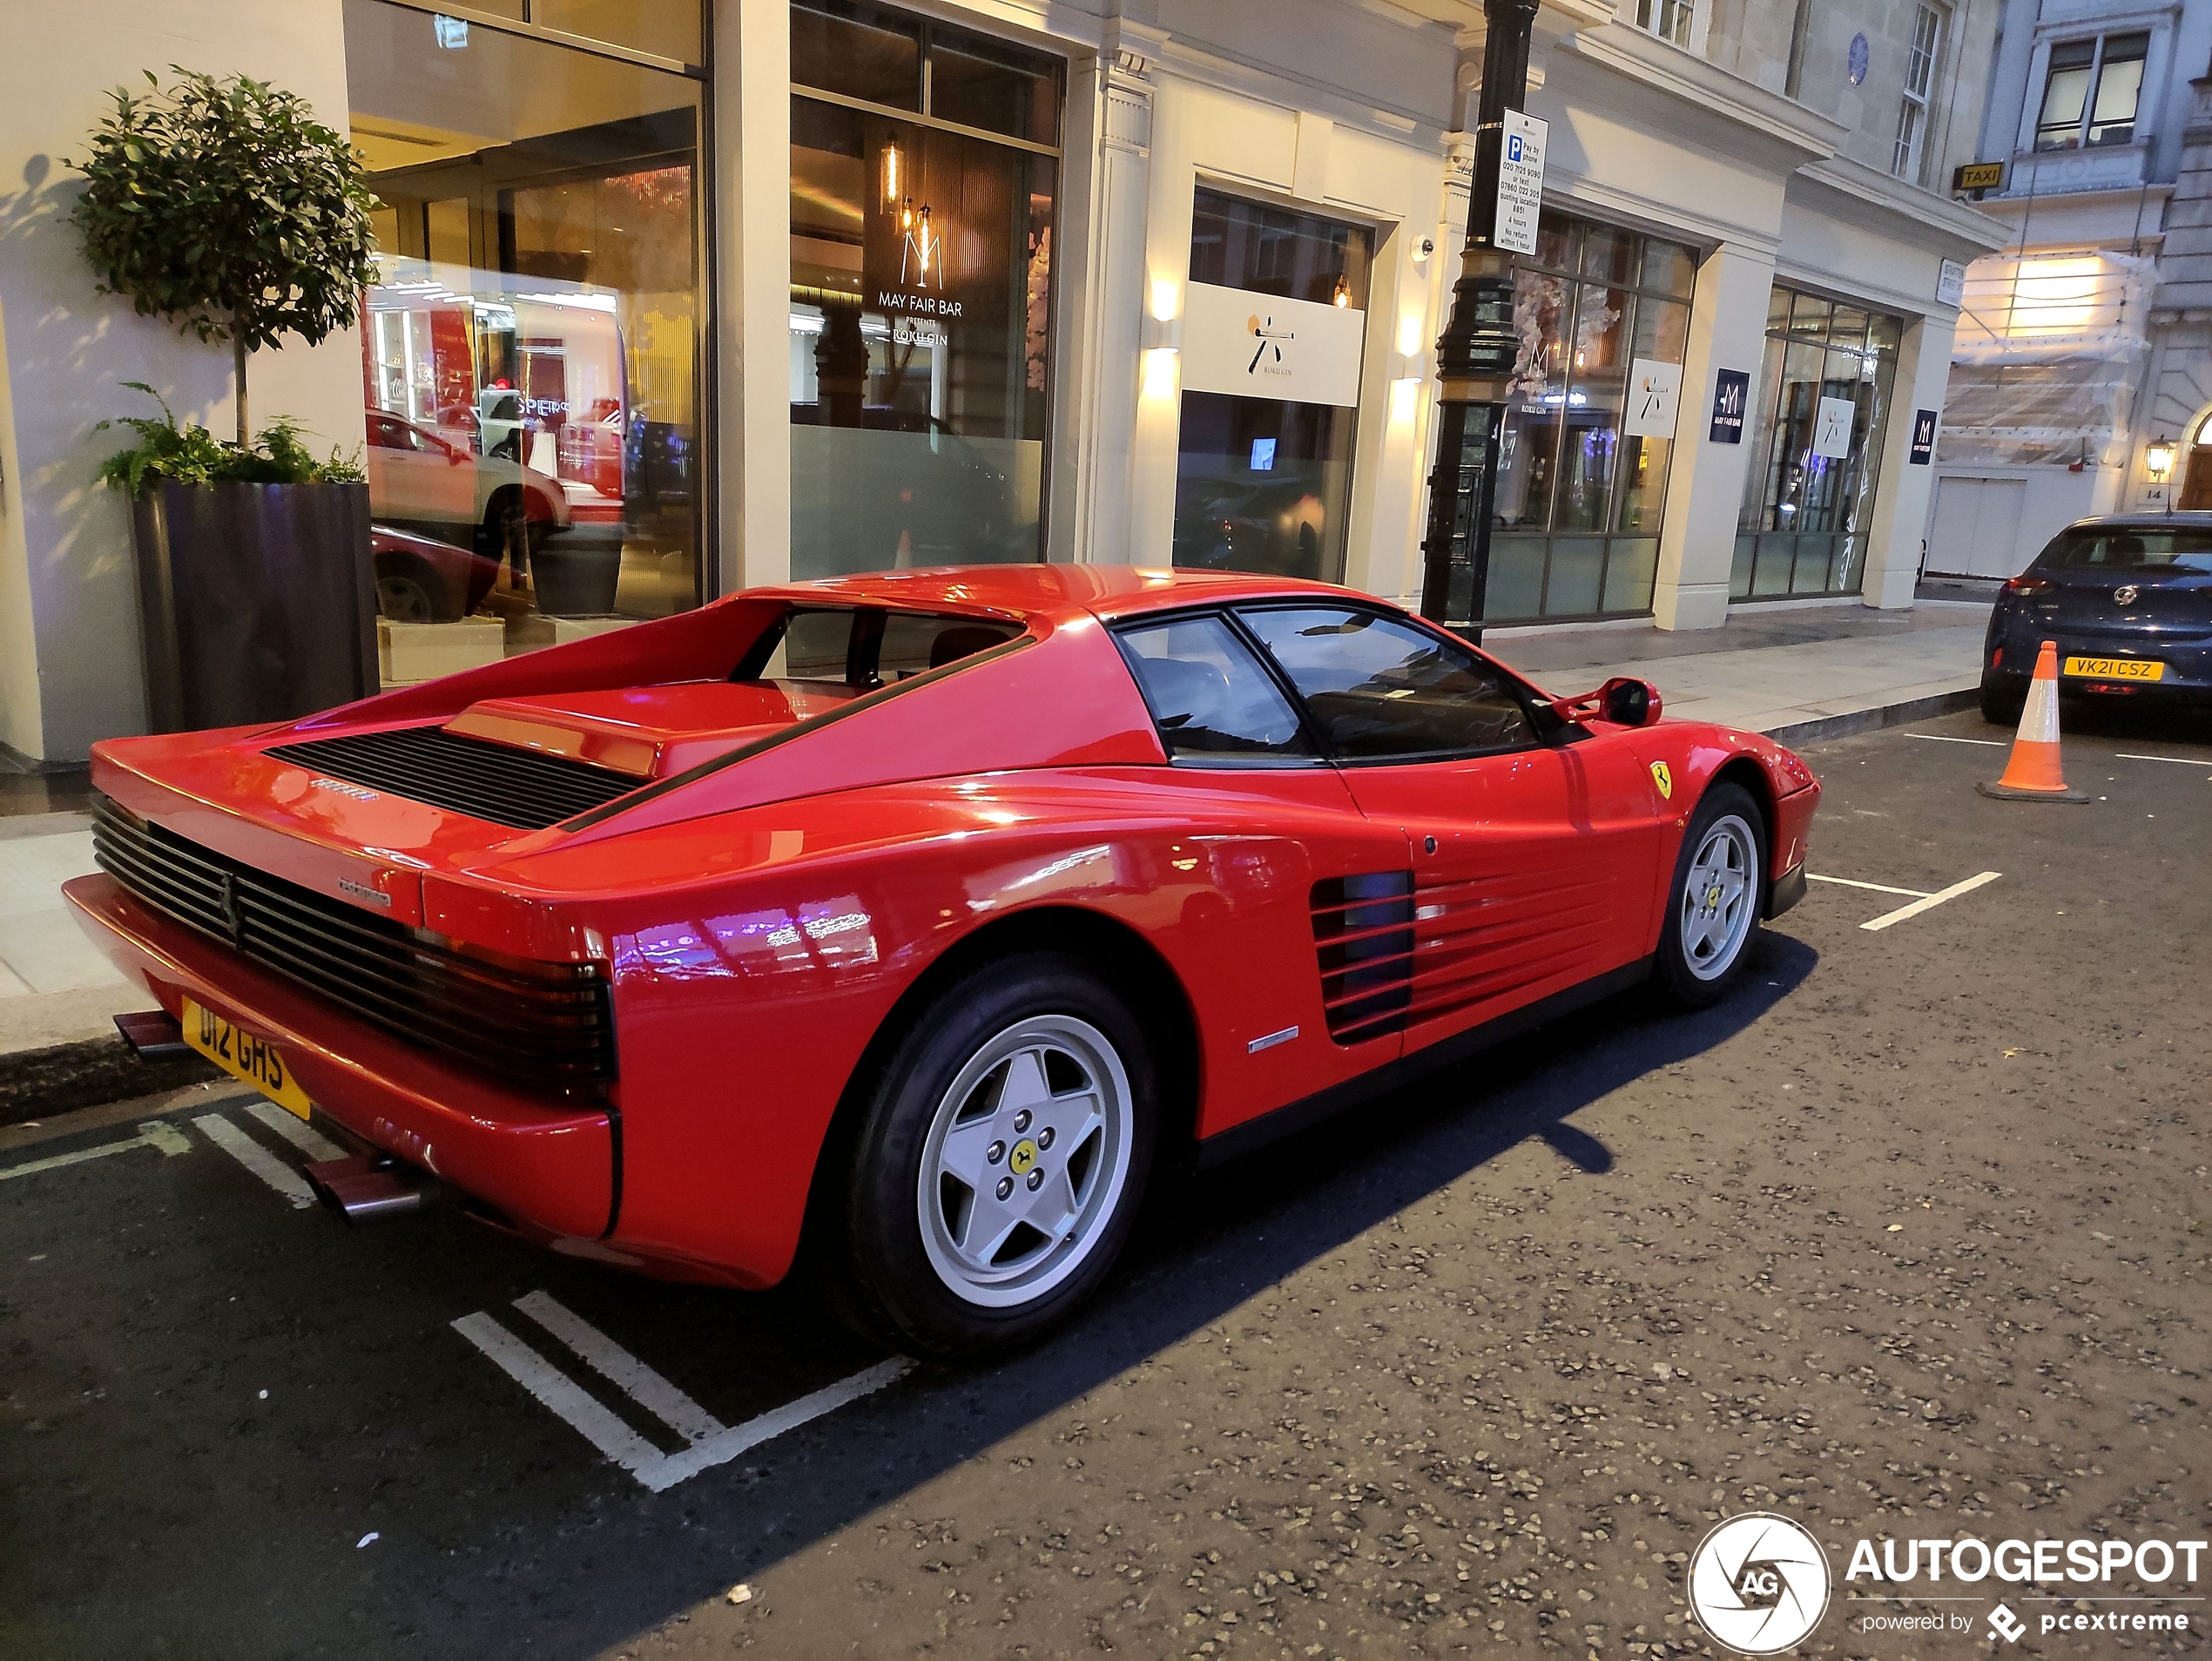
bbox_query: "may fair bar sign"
[1494,111,1547,257]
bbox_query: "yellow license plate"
[181,997,314,1120]
[2064,656,2164,681]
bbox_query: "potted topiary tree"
[71,68,381,732]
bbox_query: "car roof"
[748,564,1383,625]
[2061,513,2212,530]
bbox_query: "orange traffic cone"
[1977,640,2090,802]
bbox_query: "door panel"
[1338,733,1663,1057]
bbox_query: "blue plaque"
[1848,33,1869,85]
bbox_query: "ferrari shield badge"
[1649,760,1674,800]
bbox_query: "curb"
[0,1033,216,1129]
[1762,687,1981,747]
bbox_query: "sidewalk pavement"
[0,595,1994,1064]
[1488,596,1993,743]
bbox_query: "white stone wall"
[0,1,364,765]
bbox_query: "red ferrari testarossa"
[70,565,1818,1357]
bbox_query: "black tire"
[822,953,1157,1361]
[1979,675,2024,726]
[376,571,438,624]
[1653,782,1767,1009]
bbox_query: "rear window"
[734,606,1024,688]
[2036,527,2212,574]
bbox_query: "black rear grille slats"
[264,726,643,831]
[91,797,615,1088]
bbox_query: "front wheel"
[824,954,1157,1361]
[1654,783,1766,1009]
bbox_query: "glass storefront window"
[347,0,705,680]
[1732,287,1902,600]
[1171,191,1372,582]
[788,0,1062,578]
[1488,209,1696,623]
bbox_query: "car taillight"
[2000,576,2054,596]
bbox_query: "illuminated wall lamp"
[2145,437,2176,481]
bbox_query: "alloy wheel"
[915,1014,1134,1309]
[1680,814,1757,982]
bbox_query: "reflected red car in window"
[67,567,1817,1359]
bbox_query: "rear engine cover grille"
[92,797,615,1088]
[1311,872,1414,1044]
[265,726,641,831]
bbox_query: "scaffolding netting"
[1939,251,2155,467]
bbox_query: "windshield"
[2034,527,2212,575]
[732,606,1025,690]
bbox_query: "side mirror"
[1602,677,1662,727]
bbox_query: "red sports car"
[69,567,1818,1359]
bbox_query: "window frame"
[1109,608,1331,771]
[1892,3,1944,181]
[2035,33,2149,152]
[1631,0,1696,51]
[729,603,1028,689]
[1109,601,1562,772]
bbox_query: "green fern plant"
[94,382,363,494]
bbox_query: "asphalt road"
[3,704,2208,1659]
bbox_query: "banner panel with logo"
[1180,281,1367,409]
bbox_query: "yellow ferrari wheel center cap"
[1009,1138,1039,1175]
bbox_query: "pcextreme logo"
[1689,1514,1831,1654]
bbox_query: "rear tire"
[1979,675,2025,726]
[824,953,1157,1361]
[1654,783,1766,1009]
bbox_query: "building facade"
[1,0,2002,766]
[1931,0,2212,577]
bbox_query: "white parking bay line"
[241,1100,346,1163]
[2114,753,2212,769]
[1807,874,1932,899]
[1860,871,2002,933]
[452,1312,671,1484]
[0,1119,191,1183]
[456,1291,914,1493]
[514,1290,727,1444]
[645,1358,912,1493]
[1908,733,2006,747]
[192,1113,316,1208]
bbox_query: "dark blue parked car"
[1981,515,2212,722]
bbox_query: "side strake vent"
[1311,872,1415,1045]
[265,726,643,831]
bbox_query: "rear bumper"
[64,874,614,1240]
[1986,616,2212,699]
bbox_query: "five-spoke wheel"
[917,1015,1134,1308]
[1655,780,1767,1007]
[820,953,1157,1361]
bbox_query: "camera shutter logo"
[1688,1514,1831,1654]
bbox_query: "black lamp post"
[1419,0,1541,643]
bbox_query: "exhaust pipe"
[304,1155,424,1220]
[114,1009,192,1059]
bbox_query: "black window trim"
[729,601,1026,690]
[1109,606,1332,771]
[1109,599,1567,772]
